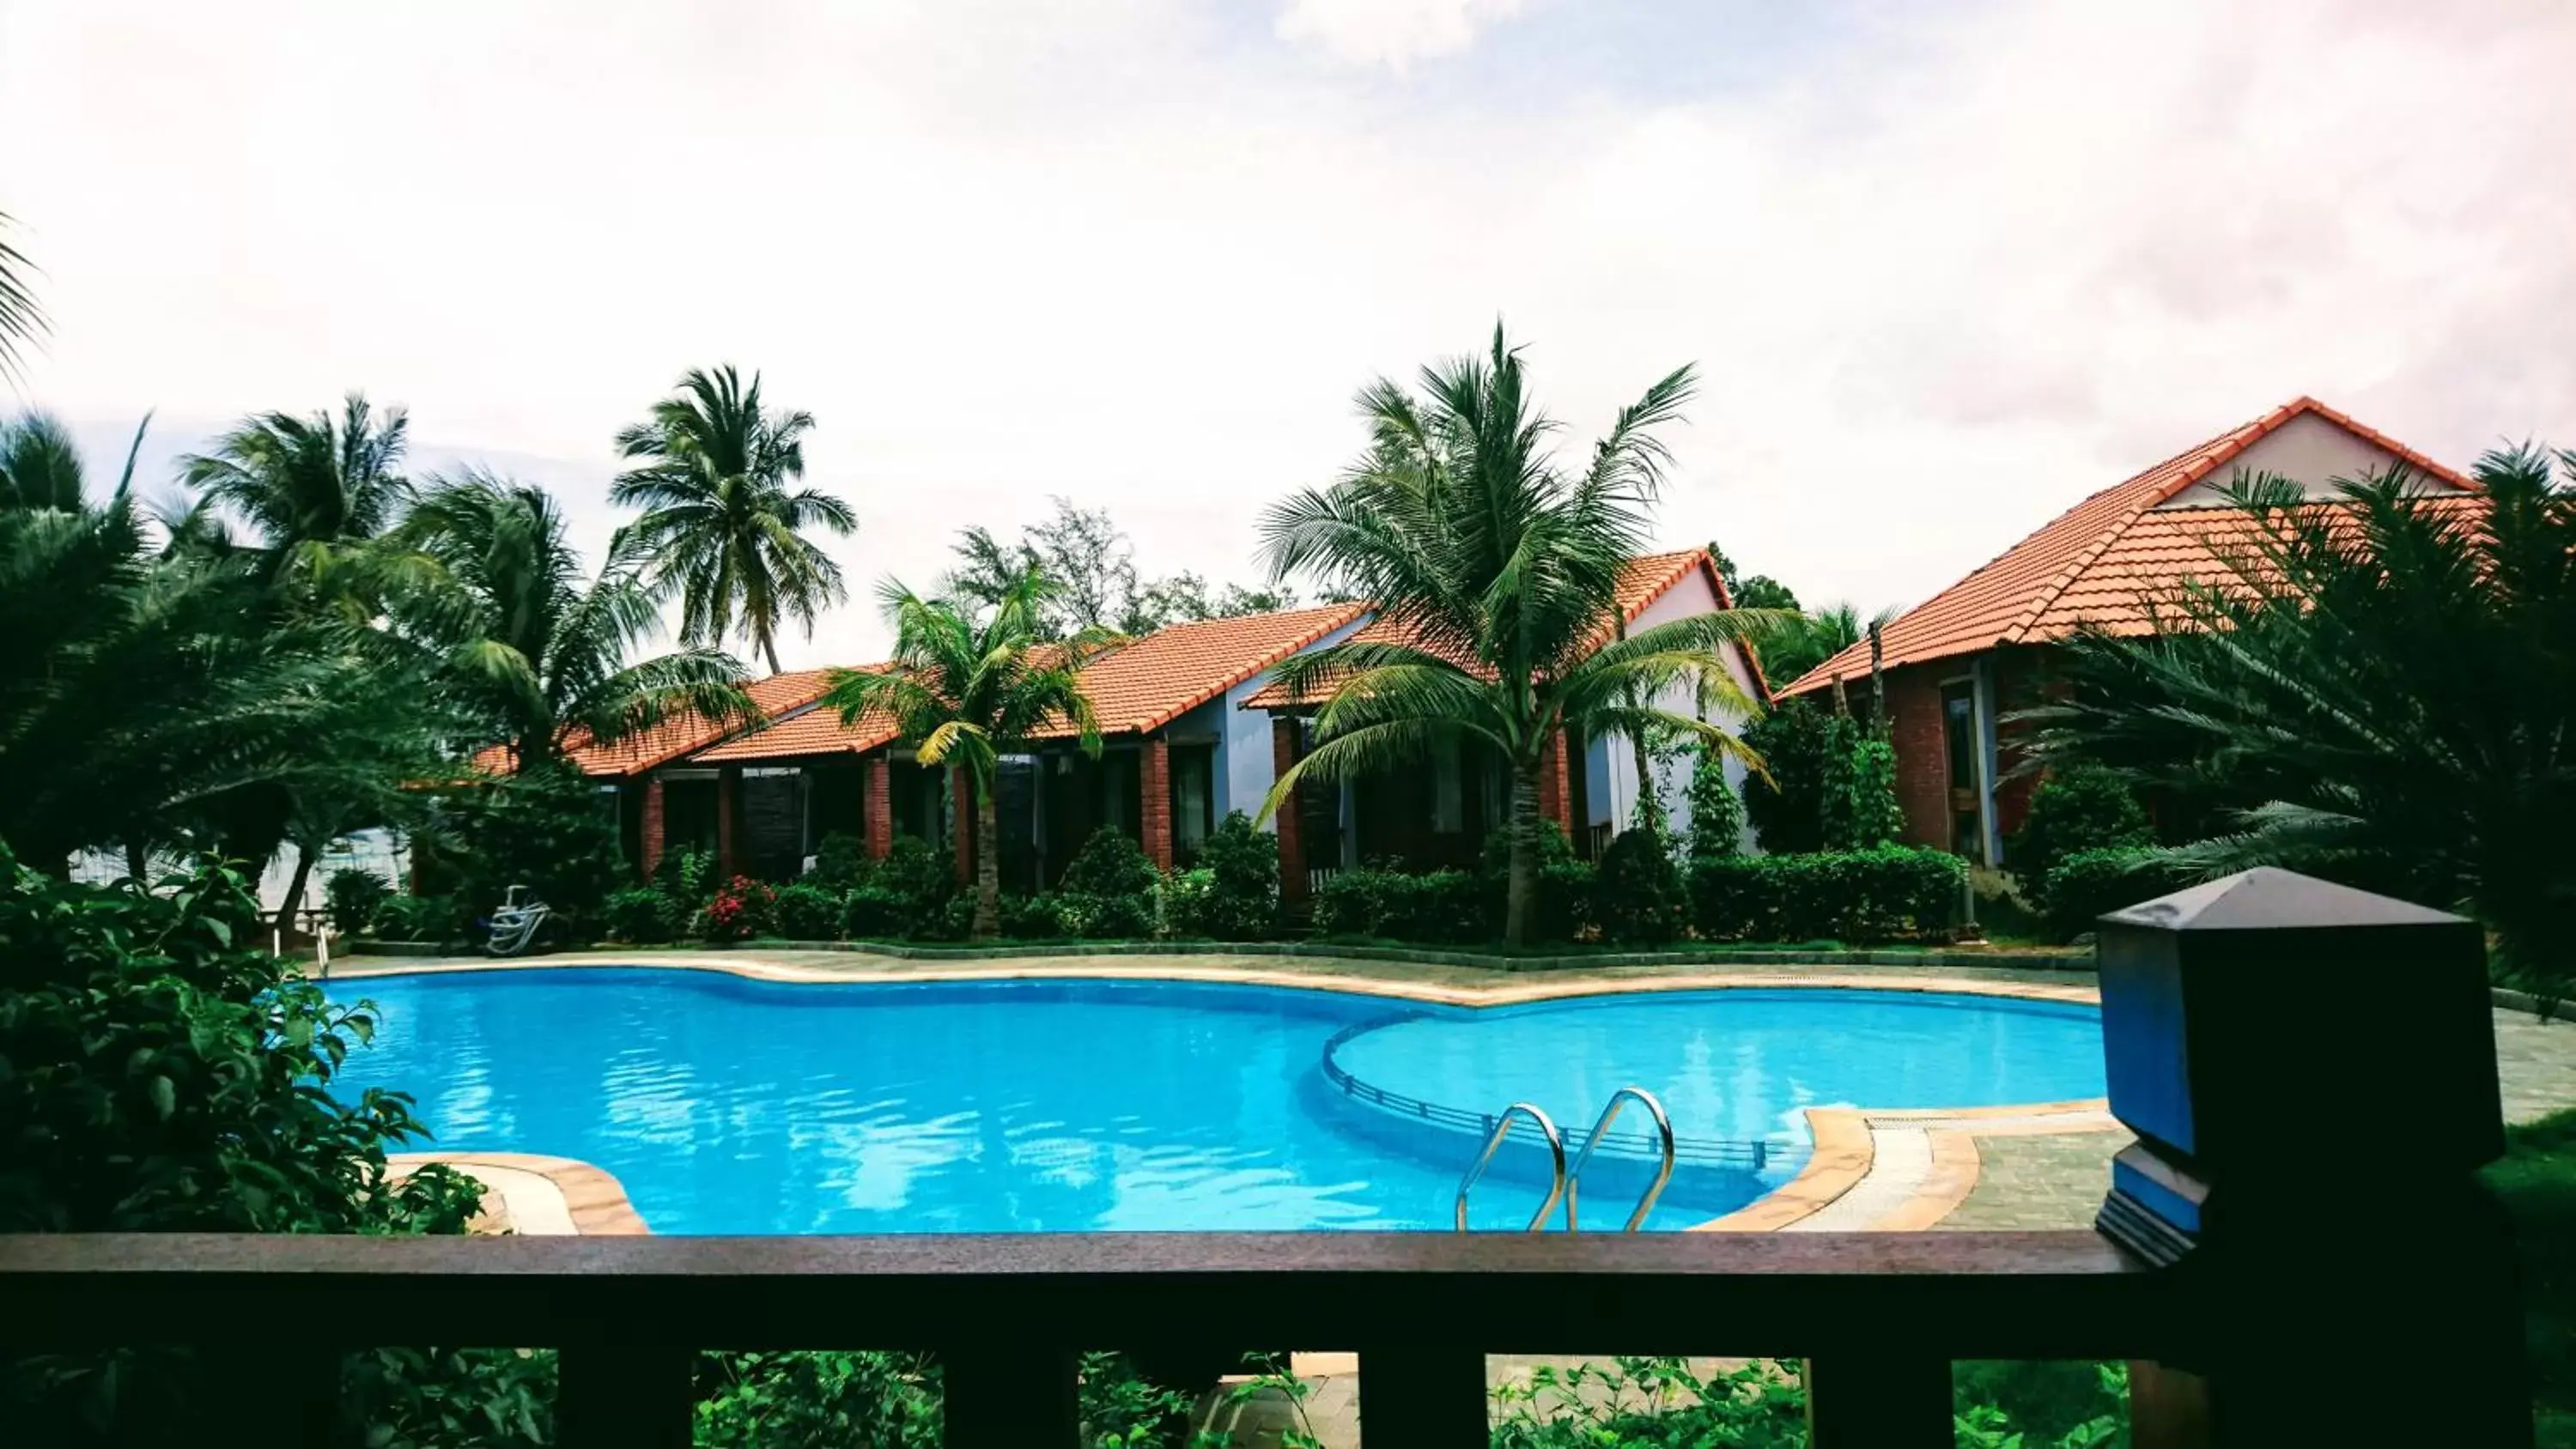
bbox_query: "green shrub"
[769,882,843,941]
[653,845,717,908]
[2038,846,2183,941]
[696,1350,939,1449]
[1063,888,1154,940]
[1684,749,1746,863]
[843,885,911,939]
[1310,866,1393,937]
[2009,764,2153,891]
[422,765,624,946]
[1594,824,1687,945]
[325,865,396,933]
[1691,846,1965,943]
[698,876,775,943]
[922,894,976,942]
[1311,866,1485,944]
[1190,811,1280,939]
[1741,696,1833,853]
[874,836,957,914]
[1157,869,1219,938]
[998,892,1072,939]
[369,893,461,943]
[1060,826,1157,899]
[1477,822,1594,943]
[0,846,525,1445]
[601,886,679,944]
[806,831,873,892]
[1821,715,1904,851]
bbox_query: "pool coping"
[386,1151,650,1235]
[335,951,2111,1235]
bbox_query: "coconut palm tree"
[396,470,756,772]
[0,412,114,512]
[820,568,1112,938]
[0,210,44,387]
[612,365,855,674]
[176,393,414,603]
[1747,600,1899,688]
[1258,325,1779,944]
[2023,448,2576,994]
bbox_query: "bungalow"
[1777,397,2476,866]
[1244,548,1769,900]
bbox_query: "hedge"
[1689,846,1965,943]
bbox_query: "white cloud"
[1273,0,1525,70]
[3,0,2571,670]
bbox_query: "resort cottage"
[1777,397,2476,866]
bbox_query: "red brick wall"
[1140,737,1174,870]
[1883,664,1950,852]
[1537,729,1571,831]
[1271,718,1305,905]
[639,776,666,882]
[864,755,892,859]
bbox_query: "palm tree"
[820,568,1111,938]
[0,412,122,512]
[0,210,45,387]
[395,470,756,773]
[2023,449,2576,993]
[1750,600,1898,688]
[1258,325,1778,943]
[177,393,413,602]
[612,365,855,674]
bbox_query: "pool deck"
[328,947,2576,1239]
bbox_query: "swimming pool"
[330,969,2105,1234]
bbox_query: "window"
[1173,746,1212,855]
[1941,681,1982,858]
[1431,735,1463,834]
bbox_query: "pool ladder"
[1451,1087,1677,1233]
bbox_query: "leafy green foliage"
[1479,821,1595,943]
[1741,698,1833,853]
[699,876,775,943]
[2023,449,2576,994]
[1594,824,1687,945]
[0,210,44,385]
[2036,848,2184,942]
[611,365,854,674]
[999,891,1074,939]
[807,830,872,891]
[1185,812,1279,939]
[1258,325,1771,944]
[1820,714,1904,851]
[693,1350,941,1449]
[653,844,718,907]
[1060,826,1161,938]
[1952,1361,2129,1447]
[843,884,914,939]
[368,893,459,943]
[416,765,624,945]
[2488,1108,2576,1434]
[1489,1357,1809,1448]
[1310,866,1487,943]
[769,882,844,941]
[325,865,396,932]
[1684,749,1745,863]
[602,885,681,944]
[1691,847,1964,943]
[2007,765,2151,891]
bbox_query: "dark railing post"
[557,1343,693,1449]
[1805,1354,1952,1446]
[2091,867,2530,1447]
[941,1343,1078,1449]
[1361,1342,1488,1447]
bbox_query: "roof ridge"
[1128,600,1371,733]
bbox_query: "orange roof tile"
[690,668,900,762]
[1779,397,2476,694]
[470,668,838,778]
[1030,603,1370,738]
[1240,549,1751,708]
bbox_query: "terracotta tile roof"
[1240,549,1747,709]
[690,667,899,763]
[467,668,837,778]
[1029,603,1370,738]
[1780,397,2476,694]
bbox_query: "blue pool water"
[331,970,2105,1234]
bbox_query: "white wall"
[1219,612,1370,831]
[1592,566,1764,852]
[2154,412,2468,509]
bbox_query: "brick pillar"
[1272,716,1306,906]
[639,776,667,882]
[864,755,893,859]
[714,767,739,879]
[1883,665,1949,851]
[1537,729,1571,830]
[1139,736,1173,870]
[951,765,974,884]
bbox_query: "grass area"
[2492,1107,2576,1446]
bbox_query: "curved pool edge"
[343,951,2114,1235]
[387,1151,650,1235]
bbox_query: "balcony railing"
[0,869,2539,1447]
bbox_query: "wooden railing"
[0,870,2539,1446]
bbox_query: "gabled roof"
[1240,549,1753,709]
[468,668,838,779]
[690,666,898,763]
[1029,603,1370,739]
[1780,397,2475,694]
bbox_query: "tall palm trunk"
[972,782,1001,939]
[1503,760,1542,946]
[762,636,784,676]
[275,840,318,945]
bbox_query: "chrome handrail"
[1564,1087,1676,1233]
[1452,1102,1566,1233]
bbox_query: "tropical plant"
[1708,542,1801,613]
[612,365,854,674]
[1258,326,1777,943]
[821,569,1109,937]
[1684,747,1746,862]
[410,765,625,941]
[1594,810,1688,945]
[1741,696,1833,853]
[325,865,396,933]
[176,392,416,603]
[1821,713,1905,851]
[699,875,776,943]
[0,411,92,511]
[602,885,681,944]
[1183,810,1280,939]
[1058,826,1158,938]
[0,209,45,386]
[770,881,842,940]
[2021,450,2576,992]
[395,470,755,770]
[1750,600,1899,688]
[2006,763,2152,891]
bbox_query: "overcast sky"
[5,0,2571,667]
